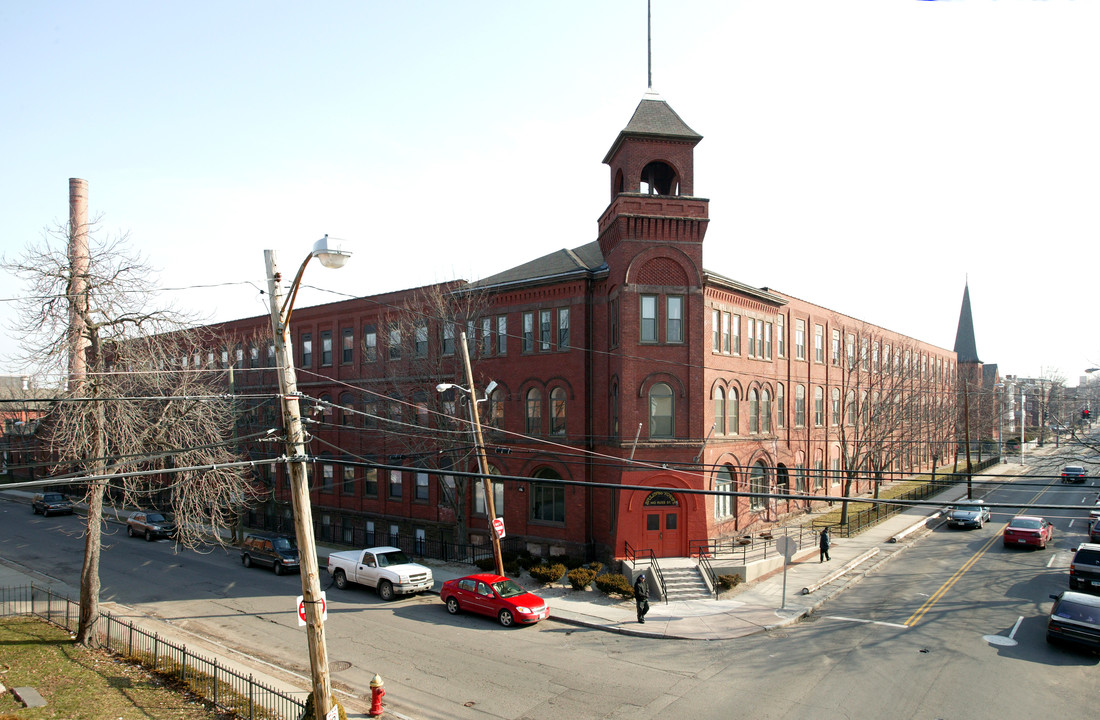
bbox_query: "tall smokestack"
[68,178,90,392]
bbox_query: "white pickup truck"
[326,546,434,601]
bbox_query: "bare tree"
[3,223,259,645]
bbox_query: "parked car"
[946,500,991,529]
[1046,591,1100,652]
[327,546,433,600]
[1061,466,1087,484]
[1090,520,1100,544]
[1003,515,1053,549]
[31,492,74,517]
[1069,543,1100,594]
[440,573,549,627]
[126,511,177,541]
[241,534,299,575]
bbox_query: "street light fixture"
[436,334,504,577]
[264,237,350,720]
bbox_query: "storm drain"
[330,661,353,672]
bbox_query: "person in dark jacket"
[819,527,831,562]
[634,572,650,623]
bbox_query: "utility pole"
[459,331,504,576]
[265,250,332,720]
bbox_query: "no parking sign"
[297,592,328,626]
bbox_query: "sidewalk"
[0,453,1044,716]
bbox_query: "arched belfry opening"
[640,160,679,196]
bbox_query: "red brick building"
[211,91,957,561]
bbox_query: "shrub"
[566,567,596,590]
[717,574,742,590]
[587,561,604,574]
[595,572,634,599]
[516,553,539,570]
[528,562,567,584]
[552,554,587,570]
[474,557,496,572]
[503,560,522,577]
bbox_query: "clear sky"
[2,1,1097,385]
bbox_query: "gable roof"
[469,241,607,290]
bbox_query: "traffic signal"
[1085,409,1092,419]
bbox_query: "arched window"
[649,383,674,438]
[761,389,772,433]
[319,394,333,424]
[531,467,565,523]
[550,387,567,436]
[713,387,726,435]
[339,392,355,426]
[610,380,619,437]
[526,388,542,435]
[488,387,504,428]
[776,383,785,428]
[795,385,806,427]
[715,465,735,518]
[640,160,679,196]
[831,388,841,426]
[846,390,856,425]
[750,462,768,511]
[749,389,759,434]
[728,387,740,435]
[814,387,824,427]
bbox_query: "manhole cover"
[330,661,352,672]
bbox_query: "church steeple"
[954,282,981,364]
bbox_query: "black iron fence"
[0,584,306,720]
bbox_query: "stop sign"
[296,592,328,626]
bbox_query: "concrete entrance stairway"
[657,559,713,601]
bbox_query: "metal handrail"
[623,540,667,604]
[695,551,718,599]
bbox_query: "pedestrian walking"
[819,526,831,562]
[633,572,650,623]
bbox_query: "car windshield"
[954,502,980,511]
[492,579,527,599]
[1065,466,1084,473]
[1054,599,1100,625]
[146,513,167,523]
[1010,518,1040,530]
[377,550,410,566]
[44,493,65,502]
[272,537,295,551]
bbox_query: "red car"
[441,574,549,627]
[1003,515,1054,549]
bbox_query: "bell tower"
[596,90,709,274]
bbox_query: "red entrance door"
[643,507,681,557]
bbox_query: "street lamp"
[436,331,504,577]
[264,236,351,720]
[994,382,1005,463]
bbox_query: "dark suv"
[1069,543,1100,594]
[31,492,74,517]
[241,534,299,575]
[126,511,177,541]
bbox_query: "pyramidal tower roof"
[954,282,981,364]
[602,89,702,164]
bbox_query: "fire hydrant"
[369,673,385,717]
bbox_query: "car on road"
[241,534,299,575]
[1090,520,1100,544]
[1046,591,1100,652]
[440,573,549,627]
[327,546,433,600]
[1003,515,1053,549]
[31,492,74,517]
[946,500,991,529]
[1061,466,1087,483]
[126,511,177,541]
[1069,543,1100,594]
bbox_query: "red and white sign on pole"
[492,517,506,539]
[297,592,327,627]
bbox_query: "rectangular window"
[712,309,721,352]
[363,324,377,362]
[756,320,764,358]
[732,314,741,355]
[640,295,658,343]
[722,312,732,354]
[666,296,683,343]
[776,385,785,428]
[481,317,492,355]
[416,471,429,501]
[815,324,825,363]
[522,312,534,352]
[497,315,507,355]
[558,307,570,350]
[301,334,312,368]
[388,326,401,360]
[831,329,841,365]
[862,338,870,371]
[531,484,565,523]
[765,322,773,360]
[847,333,856,367]
[442,324,455,356]
[363,467,378,496]
[321,462,333,492]
[266,341,275,367]
[777,314,785,357]
[341,328,354,364]
[249,344,259,368]
[795,320,806,360]
[389,470,402,499]
[342,465,355,495]
[474,480,505,516]
[540,309,552,351]
[747,320,756,358]
[320,331,333,366]
[415,321,428,358]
